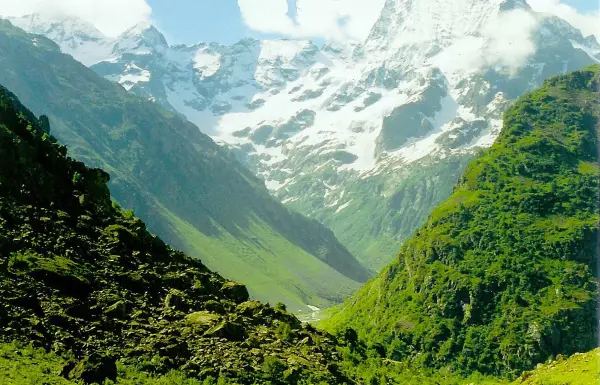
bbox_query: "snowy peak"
[118,22,168,47]
[499,0,531,11]
[113,23,168,55]
[583,35,600,49]
[367,0,507,42]
[8,13,114,66]
[186,38,322,88]
[254,40,324,86]
[7,14,171,64]
[363,0,537,63]
[9,12,105,40]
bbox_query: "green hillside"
[0,84,352,384]
[323,66,600,378]
[511,349,599,385]
[0,19,370,312]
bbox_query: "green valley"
[0,19,370,313]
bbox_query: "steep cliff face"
[11,1,599,269]
[322,66,600,377]
[0,20,370,313]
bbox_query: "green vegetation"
[336,342,599,385]
[323,66,600,378]
[335,340,508,385]
[309,156,475,271]
[0,19,369,313]
[157,205,364,310]
[511,349,599,385]
[0,22,598,385]
[0,341,233,384]
[0,85,352,384]
[4,339,597,385]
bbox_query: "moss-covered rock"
[66,354,117,384]
[221,281,250,303]
[0,85,353,385]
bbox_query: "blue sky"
[147,0,247,45]
[563,0,599,12]
[147,0,303,44]
[147,0,314,45]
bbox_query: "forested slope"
[323,66,600,378]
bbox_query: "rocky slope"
[0,84,353,384]
[322,66,600,377]
[10,1,600,269]
[0,19,370,313]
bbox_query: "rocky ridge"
[322,66,600,377]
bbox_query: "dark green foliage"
[335,341,504,385]
[262,357,286,381]
[274,302,288,313]
[324,66,600,378]
[65,353,118,384]
[0,85,352,384]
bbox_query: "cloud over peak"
[0,0,152,37]
[528,0,599,38]
[238,0,599,44]
[237,0,386,42]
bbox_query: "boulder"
[185,311,220,328]
[67,354,117,384]
[221,281,249,303]
[204,320,246,341]
[236,300,263,317]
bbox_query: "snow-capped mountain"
[8,13,115,66]
[9,0,599,268]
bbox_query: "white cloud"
[528,0,600,37]
[0,0,152,36]
[237,0,386,42]
[434,9,540,75]
[482,9,540,70]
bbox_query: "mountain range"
[0,19,370,314]
[0,60,596,384]
[10,0,600,270]
[0,4,598,382]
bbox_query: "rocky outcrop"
[0,85,353,384]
